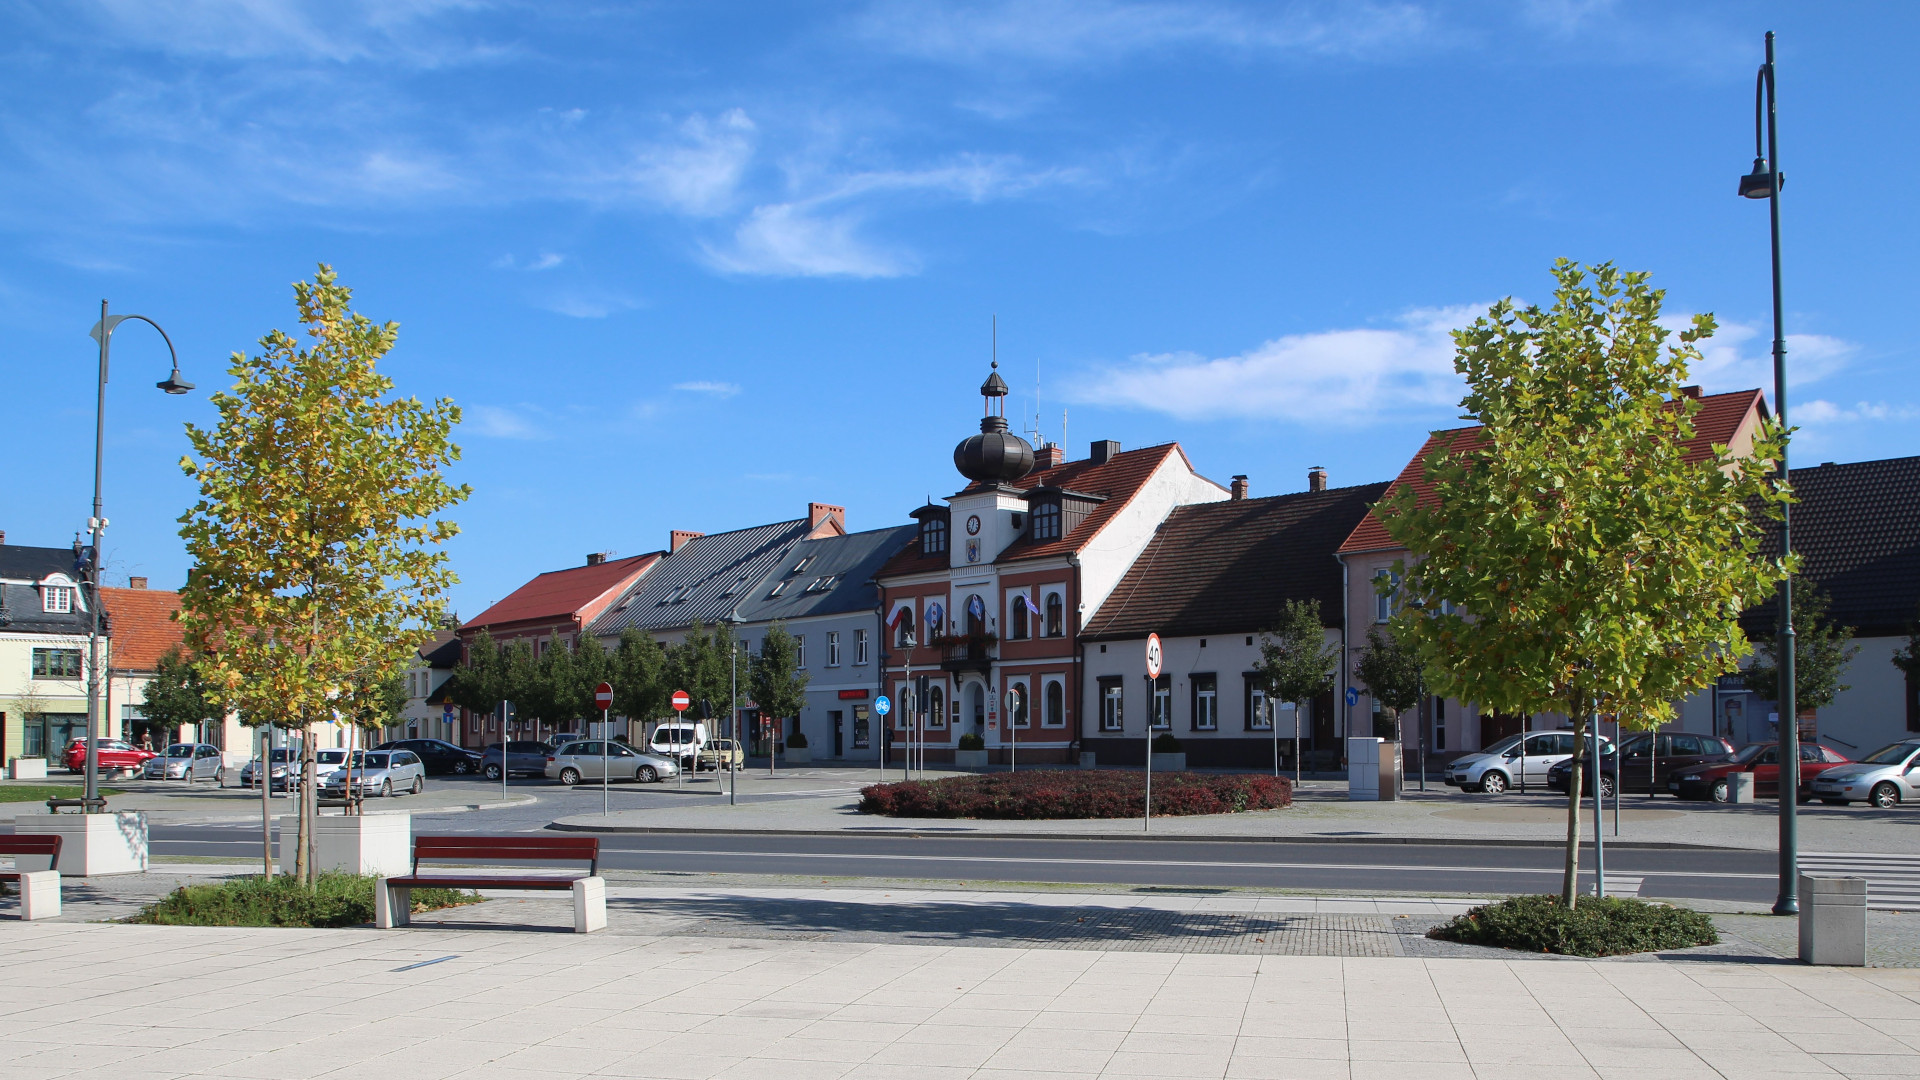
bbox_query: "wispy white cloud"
[1686,318,1858,392]
[467,404,548,440]
[80,0,504,66]
[673,381,742,397]
[493,252,565,271]
[622,109,757,216]
[1067,304,1479,424]
[1797,400,1920,425]
[536,290,639,319]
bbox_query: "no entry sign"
[671,689,692,713]
[594,682,614,710]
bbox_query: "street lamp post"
[1738,31,1798,916]
[83,301,193,813]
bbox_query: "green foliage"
[1256,599,1339,708]
[140,646,221,738]
[786,730,809,748]
[442,631,507,723]
[1427,894,1718,957]
[1152,732,1184,753]
[665,621,736,720]
[338,671,406,733]
[1745,582,1858,713]
[860,771,1290,819]
[1354,625,1426,738]
[748,621,809,724]
[956,732,986,751]
[1376,261,1791,906]
[129,872,477,927]
[0,785,122,804]
[613,629,669,722]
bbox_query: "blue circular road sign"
[875,695,891,716]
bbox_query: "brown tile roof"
[1083,482,1390,641]
[1743,456,1920,639]
[101,586,184,671]
[463,553,661,632]
[878,444,1200,579]
[1337,389,1767,555]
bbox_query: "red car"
[63,738,156,775]
[1667,741,1851,802]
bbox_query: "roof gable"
[101,587,185,670]
[1744,456,1920,638]
[463,552,661,632]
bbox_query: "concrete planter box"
[279,813,412,877]
[1150,753,1186,772]
[952,749,989,768]
[16,812,148,876]
[8,758,47,780]
[783,746,812,764]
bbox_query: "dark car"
[1667,741,1851,802]
[478,740,551,780]
[375,738,482,776]
[1547,732,1736,798]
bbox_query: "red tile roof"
[1337,389,1767,555]
[101,586,184,671]
[877,444,1197,579]
[462,553,661,632]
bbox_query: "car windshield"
[164,744,193,757]
[317,750,347,764]
[267,749,296,762]
[1859,742,1920,766]
[1482,735,1523,756]
[1731,743,1769,765]
[348,752,391,769]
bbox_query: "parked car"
[318,749,426,799]
[1809,740,1920,807]
[1547,732,1737,798]
[1668,741,1852,802]
[699,738,744,772]
[63,738,156,775]
[650,721,707,770]
[375,738,482,776]
[543,733,584,750]
[142,743,226,784]
[545,740,679,785]
[479,740,551,780]
[1444,730,1614,795]
[240,748,299,791]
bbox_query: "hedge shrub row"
[130,872,478,928]
[1427,894,1719,957]
[859,769,1290,819]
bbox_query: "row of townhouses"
[7,371,1917,771]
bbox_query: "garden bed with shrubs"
[1427,894,1719,957]
[129,872,479,928]
[859,769,1290,819]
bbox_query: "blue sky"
[4,1,1916,619]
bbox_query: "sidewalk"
[0,778,536,824]
[7,913,1920,1080]
[552,773,1920,853]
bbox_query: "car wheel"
[1821,798,1849,806]
[381,780,393,798]
[411,776,424,796]
[1479,771,1508,795]
[453,759,472,775]
[1872,782,1901,809]
[559,768,581,786]
[1710,779,1731,803]
[638,766,658,783]
[483,764,502,781]
[1598,773,1615,800]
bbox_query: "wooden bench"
[0,835,62,920]
[45,797,106,814]
[374,835,604,933]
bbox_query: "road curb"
[542,819,1750,851]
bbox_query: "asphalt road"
[143,819,1782,904]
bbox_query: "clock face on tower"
[965,515,982,535]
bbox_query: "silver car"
[318,749,426,799]
[1444,730,1612,795]
[545,740,679,785]
[143,743,226,784]
[1809,740,1920,808]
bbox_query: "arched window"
[1044,592,1064,637]
[968,682,985,730]
[1045,680,1065,728]
[894,605,916,648]
[965,594,986,636]
[1008,682,1029,728]
[928,685,946,729]
[1009,594,1029,640]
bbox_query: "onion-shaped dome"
[954,415,1035,483]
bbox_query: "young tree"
[613,629,669,734]
[1352,625,1427,781]
[1745,581,1858,720]
[666,621,735,727]
[176,265,468,886]
[749,621,810,744]
[1255,599,1339,779]
[1378,261,1790,908]
[443,631,507,740]
[8,683,50,752]
[136,647,220,746]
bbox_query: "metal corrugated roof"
[736,525,917,624]
[588,519,811,635]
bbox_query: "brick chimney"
[585,553,606,567]
[670,530,704,553]
[1230,475,1249,500]
[1308,466,1328,492]
[1035,443,1064,470]
[0,530,7,545]
[807,502,846,537]
[128,576,148,589]
[1680,385,1703,400]
[1089,440,1121,464]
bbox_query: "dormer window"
[42,586,73,614]
[1031,501,1061,541]
[921,514,947,554]
[791,555,815,574]
[768,580,790,598]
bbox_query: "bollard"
[1799,874,1866,966]
[1728,772,1755,804]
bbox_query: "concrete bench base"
[16,871,60,920]
[374,875,606,933]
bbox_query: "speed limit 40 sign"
[1145,633,1163,679]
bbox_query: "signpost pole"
[601,707,610,816]
[1144,633,1162,834]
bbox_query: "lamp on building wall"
[81,303,193,813]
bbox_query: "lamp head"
[156,369,195,395]
[1739,157,1779,199]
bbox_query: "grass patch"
[859,770,1290,819]
[0,784,123,804]
[128,872,479,928]
[1428,894,1719,957]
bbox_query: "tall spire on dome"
[954,316,1034,484]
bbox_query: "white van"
[650,722,707,768]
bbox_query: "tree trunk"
[1561,708,1586,909]
[260,726,272,878]
[296,727,316,887]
